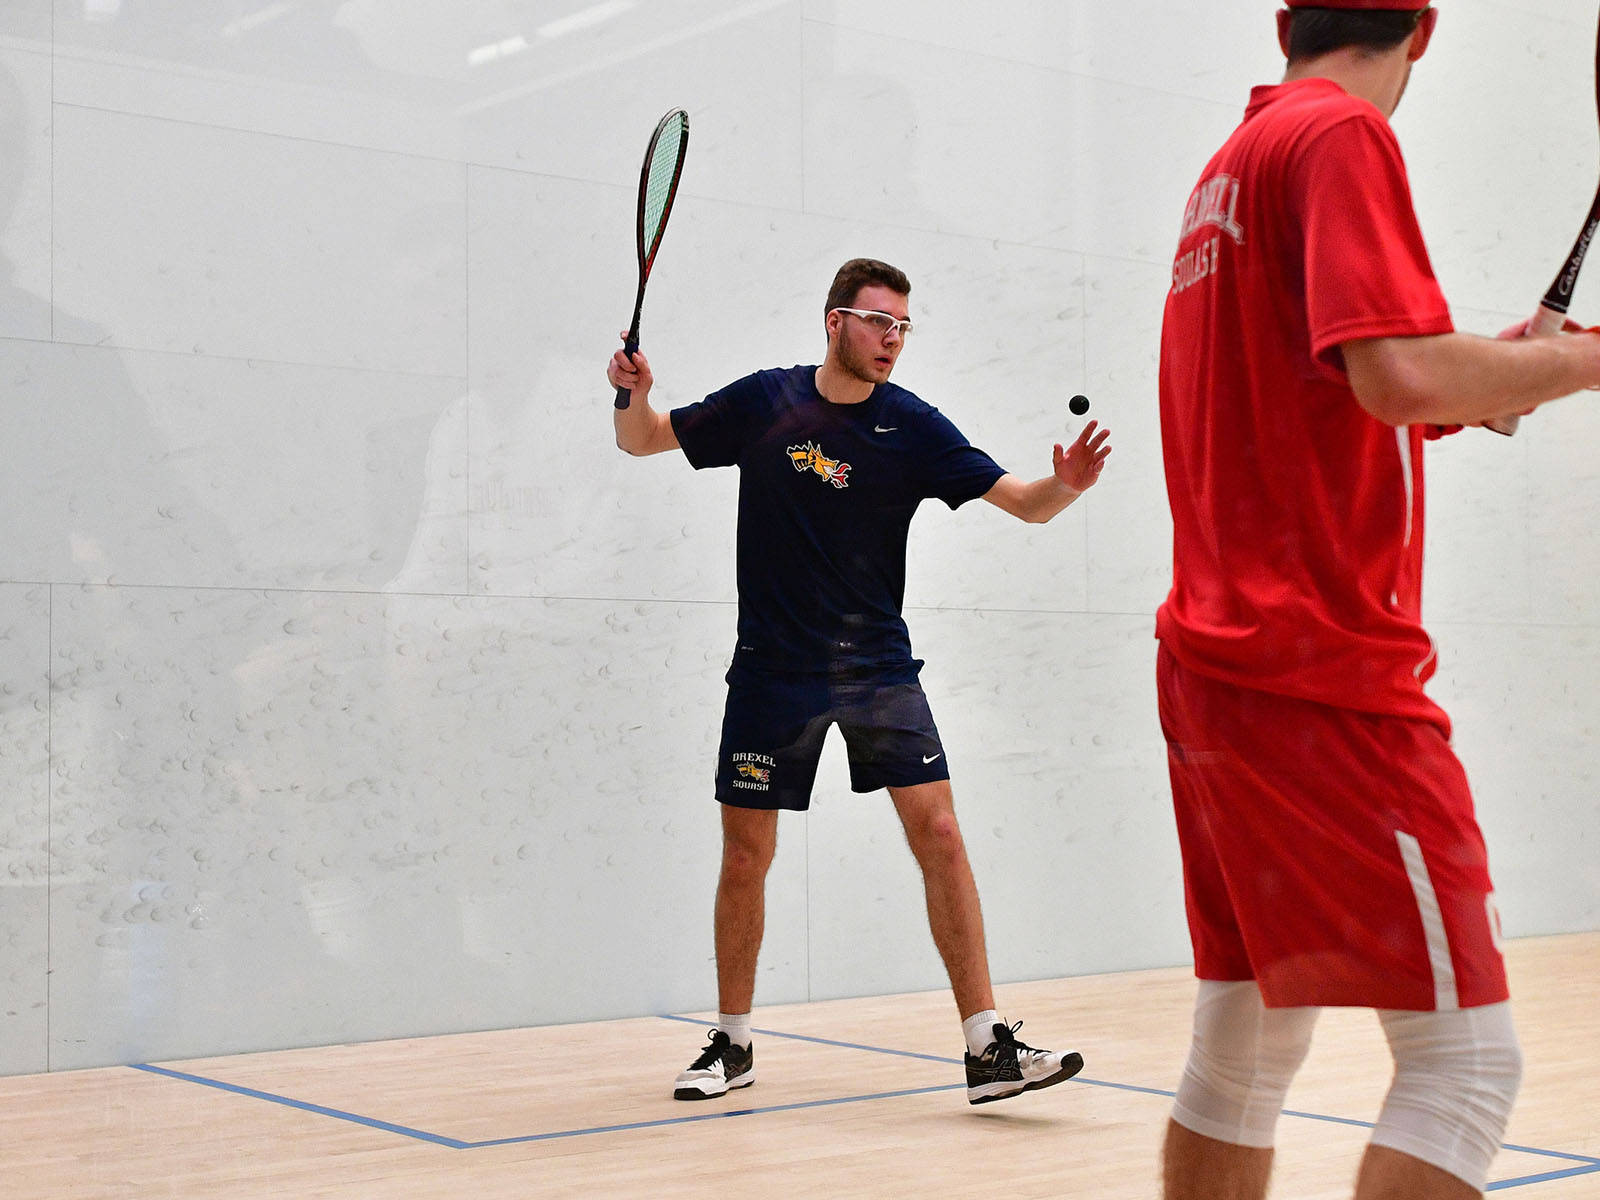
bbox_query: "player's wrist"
[1054,475,1084,498]
[1572,327,1600,390]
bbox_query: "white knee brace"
[1373,1002,1523,1191]
[1172,980,1319,1148]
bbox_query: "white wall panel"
[1082,254,1170,618]
[465,165,740,607]
[46,585,790,1068]
[803,1,1278,105]
[1524,384,1600,625]
[1405,0,1596,316]
[1432,620,1600,936]
[1480,0,1598,22]
[0,585,49,1075]
[0,340,465,592]
[52,1,805,211]
[802,21,1237,261]
[0,48,52,341]
[897,241,1092,615]
[0,0,48,45]
[52,105,467,374]
[1422,303,1600,632]
[52,0,468,163]
[458,1,805,211]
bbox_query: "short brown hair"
[1286,8,1428,62]
[825,258,910,316]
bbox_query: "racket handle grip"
[1487,304,1572,435]
[1483,413,1521,436]
[1528,304,1567,338]
[1486,304,1571,436]
[613,337,640,410]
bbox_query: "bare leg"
[1162,1119,1274,1200]
[1354,1145,1480,1200]
[713,804,779,1015]
[888,781,995,1019]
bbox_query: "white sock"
[963,1010,1001,1057]
[718,1013,752,1049]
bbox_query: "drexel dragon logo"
[788,440,851,489]
[730,752,775,792]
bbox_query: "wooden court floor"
[3,933,1595,1198]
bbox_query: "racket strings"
[641,118,688,251]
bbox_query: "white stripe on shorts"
[1395,831,1459,1011]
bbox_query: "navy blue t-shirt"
[670,365,1006,673]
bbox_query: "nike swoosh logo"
[923,753,942,764]
[874,425,897,433]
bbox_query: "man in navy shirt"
[608,258,1110,1105]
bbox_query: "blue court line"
[1501,1141,1600,1166]
[130,1059,962,1151]
[129,1064,471,1149]
[130,1021,1600,1192]
[1489,1163,1600,1191]
[460,1083,965,1149]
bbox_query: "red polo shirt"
[1157,78,1456,732]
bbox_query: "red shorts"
[1158,644,1509,1011]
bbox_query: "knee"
[906,809,967,869]
[721,830,775,885]
[1172,981,1318,1149]
[1373,1003,1523,1191]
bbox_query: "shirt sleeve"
[1294,113,1454,377]
[670,372,764,469]
[917,408,1007,509]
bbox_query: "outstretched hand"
[1053,420,1111,493]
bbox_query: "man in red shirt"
[1158,4,1600,1198]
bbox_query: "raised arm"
[983,420,1111,524]
[1343,328,1600,428]
[608,336,681,456]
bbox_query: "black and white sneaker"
[964,1021,1083,1105]
[673,1029,755,1101]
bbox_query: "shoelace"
[688,1029,731,1072]
[994,1020,1034,1048]
[992,1020,1050,1064]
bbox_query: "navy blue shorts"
[715,661,950,811]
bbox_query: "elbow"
[616,409,670,456]
[1346,339,1441,426]
[1354,389,1423,427]
[1352,365,1437,427]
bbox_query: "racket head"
[615,108,689,410]
[635,108,690,281]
